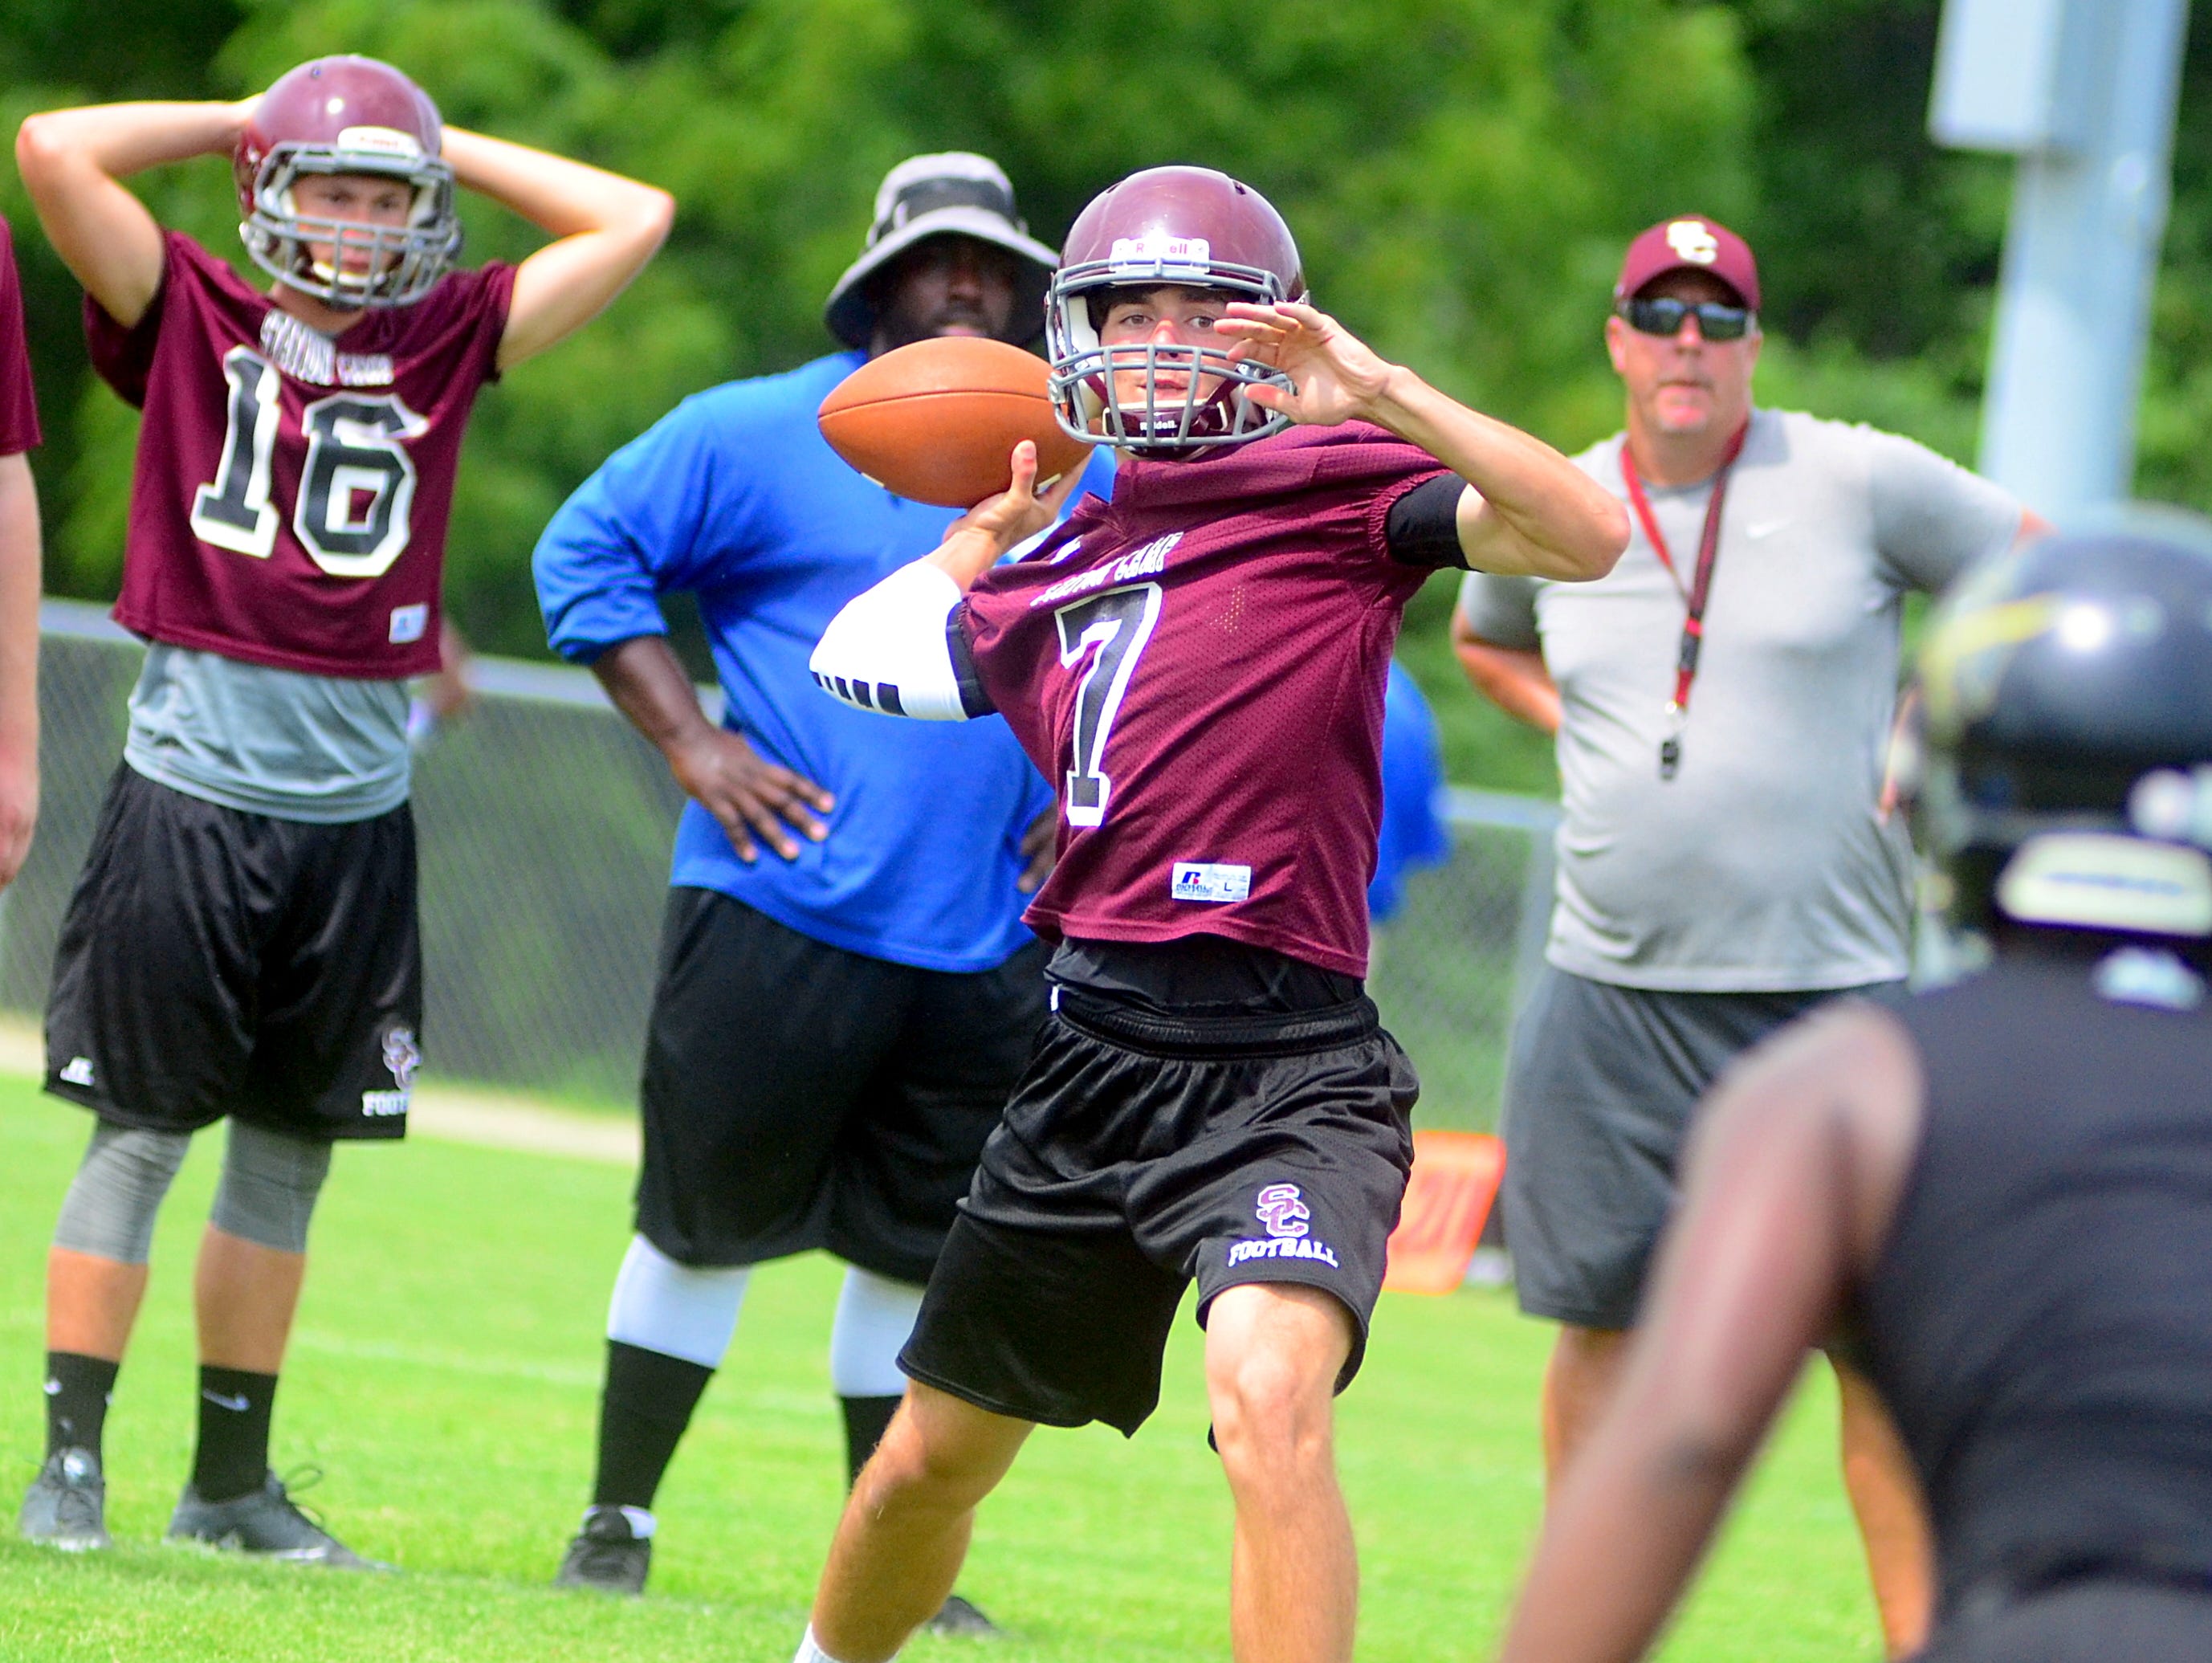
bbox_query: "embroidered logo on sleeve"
[1171,862,1250,903]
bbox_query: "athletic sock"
[840,1393,902,1487]
[795,1624,885,1663]
[591,1340,714,1510]
[43,1351,119,1461]
[192,1365,278,1502]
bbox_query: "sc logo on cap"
[1666,220,1719,264]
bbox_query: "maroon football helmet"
[234,56,462,308]
[1045,166,1306,451]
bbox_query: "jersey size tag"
[389,603,428,644]
[1171,862,1251,903]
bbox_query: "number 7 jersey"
[88,232,514,679]
[958,423,1449,978]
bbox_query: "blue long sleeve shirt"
[534,349,1117,972]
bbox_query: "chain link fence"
[4,604,1555,1129]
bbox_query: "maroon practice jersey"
[0,217,41,454]
[959,423,1449,976]
[88,232,513,679]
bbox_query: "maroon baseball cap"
[1614,215,1760,312]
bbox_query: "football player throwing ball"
[800,165,1627,1663]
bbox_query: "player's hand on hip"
[1016,807,1058,895]
[670,728,833,862]
[1217,300,1395,427]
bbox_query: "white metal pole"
[1970,0,2191,515]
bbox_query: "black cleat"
[927,1592,1003,1638]
[19,1447,110,1551]
[166,1468,389,1570]
[554,1505,653,1594]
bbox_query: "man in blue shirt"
[534,154,1113,1620]
[1369,662,1450,925]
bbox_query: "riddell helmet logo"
[1255,1183,1311,1239]
[1666,220,1720,264]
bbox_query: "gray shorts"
[1501,964,1897,1329]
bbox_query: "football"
[817,336,1094,508]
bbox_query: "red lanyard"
[1619,420,1749,779]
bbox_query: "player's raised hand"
[931,440,1083,590]
[1218,300,1396,427]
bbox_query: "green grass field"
[0,1079,1881,1662]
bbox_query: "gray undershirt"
[123,644,411,823]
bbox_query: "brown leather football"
[817,336,1094,508]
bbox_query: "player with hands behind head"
[14,55,669,1565]
[800,165,1624,1663]
[1497,520,2212,1663]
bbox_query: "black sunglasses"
[1619,296,1755,342]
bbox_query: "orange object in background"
[1383,1131,1505,1294]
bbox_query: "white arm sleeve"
[809,557,978,721]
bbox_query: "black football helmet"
[1916,516,2212,940]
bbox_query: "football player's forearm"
[17,101,248,181]
[442,128,673,242]
[811,560,980,722]
[1359,369,1627,582]
[1495,1429,1743,1663]
[457,128,673,368]
[0,457,39,771]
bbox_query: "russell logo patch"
[1171,862,1250,903]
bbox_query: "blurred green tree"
[7,0,2210,791]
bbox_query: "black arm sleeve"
[1384,474,1472,569]
[947,605,996,718]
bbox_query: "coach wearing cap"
[532,153,1112,1616]
[1453,216,2042,1657]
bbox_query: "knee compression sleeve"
[829,1266,925,1399]
[208,1121,332,1254]
[605,1235,749,1370]
[53,1122,192,1265]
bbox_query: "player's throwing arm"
[812,316,1623,711]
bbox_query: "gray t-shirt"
[1459,407,2020,992]
[124,645,411,822]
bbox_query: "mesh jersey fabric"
[959,421,1448,977]
[88,231,513,680]
[1864,952,2212,1611]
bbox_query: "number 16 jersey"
[958,423,1448,978]
[88,232,514,680]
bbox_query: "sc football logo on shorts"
[1228,1182,1340,1270]
[361,1024,420,1118]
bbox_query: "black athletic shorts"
[45,765,422,1142]
[633,887,1049,1283]
[899,987,1419,1436]
[1917,1579,2212,1661]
